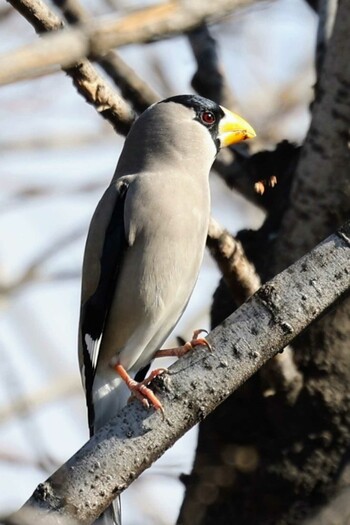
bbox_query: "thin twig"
[98,53,160,113]
[0,226,85,295]
[188,25,237,110]
[0,451,60,475]
[50,0,89,24]
[0,375,81,424]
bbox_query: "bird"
[78,94,255,524]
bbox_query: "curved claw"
[192,328,209,338]
[129,382,164,413]
[190,329,212,351]
[114,363,165,414]
[155,328,212,358]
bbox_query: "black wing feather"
[81,180,129,435]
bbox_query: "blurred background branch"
[5,0,136,133]
[1,0,268,85]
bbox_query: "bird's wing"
[78,178,130,434]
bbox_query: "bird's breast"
[125,170,210,311]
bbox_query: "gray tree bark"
[5,222,350,525]
[180,1,350,524]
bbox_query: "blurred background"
[0,0,317,523]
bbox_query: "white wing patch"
[80,364,86,391]
[85,333,102,370]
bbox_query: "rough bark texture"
[180,1,350,524]
[6,223,350,525]
[268,0,350,515]
[273,3,349,270]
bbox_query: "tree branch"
[207,217,303,403]
[6,0,135,134]
[188,24,237,110]
[0,226,85,295]
[51,0,160,113]
[6,220,350,525]
[207,217,260,302]
[1,0,270,86]
[0,375,80,425]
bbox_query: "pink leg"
[114,363,167,413]
[155,329,212,358]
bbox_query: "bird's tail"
[91,377,128,525]
[96,499,121,525]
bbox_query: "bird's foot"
[155,329,212,358]
[114,363,166,413]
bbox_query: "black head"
[162,94,225,150]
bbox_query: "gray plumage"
[78,95,255,525]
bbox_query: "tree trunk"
[179,1,350,523]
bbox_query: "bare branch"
[1,0,270,86]
[207,217,303,402]
[7,0,63,32]
[50,0,90,25]
[0,226,85,295]
[97,53,160,113]
[188,24,237,110]
[6,0,135,134]
[0,375,80,424]
[65,59,135,134]
[51,0,160,112]
[6,220,350,525]
[207,217,260,302]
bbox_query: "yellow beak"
[218,106,256,147]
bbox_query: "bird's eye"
[200,111,216,125]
